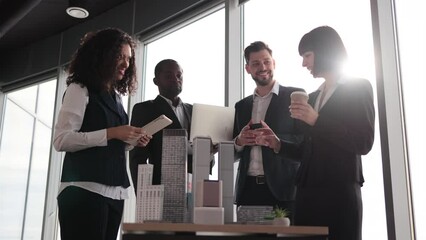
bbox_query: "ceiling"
[0,0,131,53]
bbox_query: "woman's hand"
[136,134,152,147]
[107,125,144,142]
[289,101,319,126]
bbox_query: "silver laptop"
[190,103,235,144]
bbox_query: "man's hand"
[235,120,259,146]
[252,121,281,153]
[236,120,281,153]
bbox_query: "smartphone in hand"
[250,123,262,130]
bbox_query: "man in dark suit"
[233,41,303,218]
[129,59,192,191]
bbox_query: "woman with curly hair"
[53,28,150,240]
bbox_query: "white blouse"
[54,83,129,200]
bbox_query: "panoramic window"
[0,79,57,240]
[395,1,426,238]
[141,8,225,180]
[243,0,386,238]
[143,9,225,106]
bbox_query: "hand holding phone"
[250,123,262,130]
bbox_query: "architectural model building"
[191,137,236,225]
[237,205,273,223]
[193,179,224,225]
[135,164,164,222]
[191,136,211,218]
[218,141,235,223]
[161,129,189,223]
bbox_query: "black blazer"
[233,85,304,203]
[293,78,375,188]
[129,96,192,190]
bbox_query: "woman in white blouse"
[53,28,150,240]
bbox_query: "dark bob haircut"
[66,28,137,95]
[298,26,347,75]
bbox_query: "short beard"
[253,76,273,86]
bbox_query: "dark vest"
[61,90,130,187]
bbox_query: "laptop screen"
[190,103,235,144]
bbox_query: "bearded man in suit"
[233,41,304,220]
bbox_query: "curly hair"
[66,28,137,95]
[298,26,347,76]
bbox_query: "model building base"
[194,207,224,225]
[236,205,273,223]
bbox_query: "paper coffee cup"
[290,91,309,103]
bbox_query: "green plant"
[264,206,290,220]
[272,206,289,218]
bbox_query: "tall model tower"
[161,129,189,223]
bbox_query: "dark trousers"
[57,186,124,240]
[238,176,295,221]
[295,185,362,240]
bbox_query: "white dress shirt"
[159,95,194,155]
[159,95,189,130]
[235,81,280,176]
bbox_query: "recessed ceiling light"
[66,6,89,19]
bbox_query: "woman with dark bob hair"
[287,26,375,240]
[53,28,151,240]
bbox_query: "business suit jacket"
[233,85,304,204]
[294,78,375,188]
[129,95,192,190]
[284,78,375,240]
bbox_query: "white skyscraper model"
[135,164,164,222]
[192,139,235,224]
[218,141,235,223]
